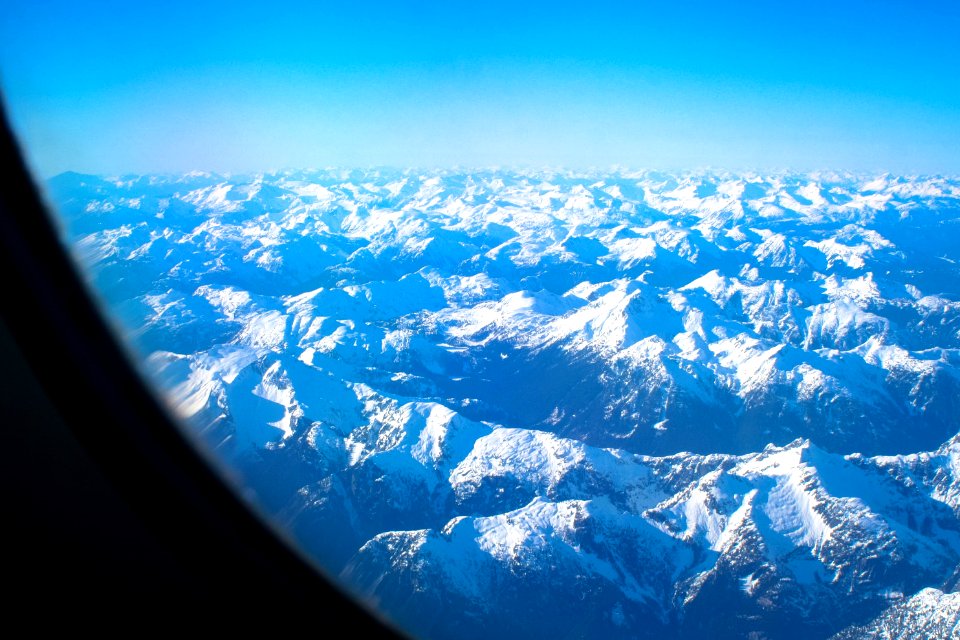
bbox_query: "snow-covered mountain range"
[50,169,960,639]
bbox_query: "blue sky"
[1,0,959,175]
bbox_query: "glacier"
[50,169,960,639]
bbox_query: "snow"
[236,310,288,350]
[804,238,871,269]
[56,167,960,639]
[473,498,582,562]
[450,428,589,496]
[709,335,785,395]
[833,587,960,638]
[680,269,727,297]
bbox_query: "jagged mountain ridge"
[53,169,960,638]
[830,588,960,639]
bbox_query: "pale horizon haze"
[1,0,959,177]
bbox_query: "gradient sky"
[1,0,959,176]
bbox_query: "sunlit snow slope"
[54,169,960,639]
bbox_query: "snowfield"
[54,168,960,639]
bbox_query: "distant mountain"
[55,169,960,638]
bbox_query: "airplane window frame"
[0,97,403,630]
